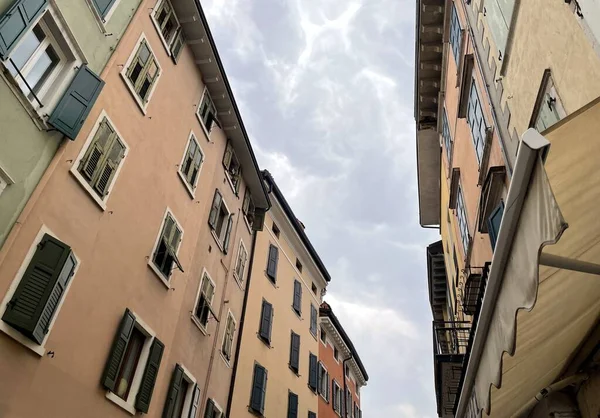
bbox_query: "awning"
[457,100,600,418]
[417,129,441,227]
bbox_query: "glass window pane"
[115,327,145,400]
[26,45,59,94]
[138,43,150,64]
[9,25,44,75]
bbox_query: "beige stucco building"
[229,170,330,418]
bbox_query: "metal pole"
[539,253,600,276]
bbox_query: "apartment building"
[0,0,270,417]
[0,0,143,249]
[229,170,330,418]
[317,302,367,418]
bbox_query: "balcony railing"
[461,266,488,315]
[433,321,471,356]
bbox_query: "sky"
[202,0,439,416]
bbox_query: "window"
[292,279,302,315]
[456,186,470,255]
[221,311,236,362]
[310,304,317,336]
[308,352,318,392]
[1,232,77,348]
[266,244,279,283]
[289,331,300,373]
[101,309,164,414]
[233,240,248,283]
[334,346,340,362]
[208,190,233,253]
[151,0,181,52]
[242,189,256,229]
[309,412,316,418]
[354,403,360,418]
[197,88,218,136]
[311,282,317,295]
[295,258,303,272]
[442,108,452,165]
[272,221,280,238]
[204,398,224,418]
[487,201,504,251]
[178,132,204,195]
[258,300,273,345]
[332,380,341,414]
[530,70,566,132]
[449,3,462,62]
[345,364,349,378]
[90,0,120,20]
[318,362,329,401]
[121,34,161,112]
[250,363,268,415]
[162,364,200,418]
[194,272,216,331]
[287,391,298,418]
[320,327,327,344]
[466,80,487,166]
[345,388,352,418]
[483,0,515,59]
[222,142,241,194]
[73,113,127,205]
[150,210,184,284]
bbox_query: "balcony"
[461,265,489,316]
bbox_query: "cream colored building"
[228,170,330,418]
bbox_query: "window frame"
[209,191,232,251]
[120,33,162,114]
[456,185,470,256]
[0,226,79,356]
[196,87,218,139]
[85,0,124,32]
[529,69,566,132]
[310,304,318,337]
[441,107,453,167]
[0,164,14,197]
[242,189,255,232]
[334,346,340,363]
[320,327,327,345]
[192,269,216,334]
[70,110,129,210]
[449,3,462,63]
[233,239,248,286]
[466,79,487,166]
[222,142,242,195]
[177,130,205,198]
[220,310,237,364]
[332,380,342,415]
[148,208,184,288]
[150,0,181,55]
[318,361,329,401]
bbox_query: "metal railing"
[433,321,471,356]
[461,266,488,315]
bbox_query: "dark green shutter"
[308,353,318,391]
[48,65,105,140]
[250,363,267,414]
[259,300,273,343]
[287,391,298,418]
[0,0,47,59]
[487,201,504,251]
[188,385,200,418]
[266,244,278,281]
[162,363,184,418]
[2,233,74,344]
[223,215,233,254]
[252,208,266,231]
[292,280,302,314]
[92,0,117,18]
[101,309,136,391]
[203,398,214,418]
[208,190,222,230]
[95,137,124,196]
[136,337,164,413]
[289,332,300,371]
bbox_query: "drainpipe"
[514,373,588,417]
[225,227,258,417]
[342,356,353,418]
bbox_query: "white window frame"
[177,130,205,198]
[150,0,181,55]
[233,239,248,286]
[0,164,15,197]
[210,196,232,251]
[318,361,329,402]
[148,207,184,288]
[177,364,198,418]
[85,0,124,33]
[466,79,487,166]
[196,87,217,140]
[456,185,470,256]
[220,310,237,365]
[334,345,340,363]
[191,268,216,334]
[0,3,85,124]
[320,327,327,345]
[0,225,79,356]
[449,3,462,63]
[104,311,157,415]
[70,110,129,210]
[120,33,162,114]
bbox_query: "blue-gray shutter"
[287,391,298,418]
[310,304,317,335]
[487,201,505,251]
[92,0,117,19]
[162,364,184,418]
[292,280,302,314]
[289,332,300,372]
[101,309,136,391]
[0,0,47,59]
[250,364,267,414]
[266,244,278,282]
[259,300,273,343]
[2,233,74,344]
[308,353,318,391]
[136,337,164,413]
[47,65,105,140]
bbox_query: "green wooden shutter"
[48,65,105,140]
[2,233,74,344]
[94,137,124,196]
[188,385,200,418]
[308,353,318,391]
[92,0,117,18]
[136,337,164,413]
[170,28,184,63]
[289,332,300,371]
[101,309,136,391]
[266,244,278,281]
[223,215,233,254]
[222,142,233,169]
[0,0,47,59]
[203,398,214,418]
[162,364,184,418]
[259,300,273,343]
[79,118,113,181]
[487,201,505,251]
[292,280,302,314]
[287,392,298,418]
[250,364,266,413]
[208,190,222,230]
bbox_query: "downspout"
[342,356,353,418]
[225,227,258,417]
[514,373,588,417]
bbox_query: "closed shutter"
[287,392,298,418]
[162,364,184,418]
[101,309,136,390]
[292,280,302,314]
[259,300,273,343]
[92,0,117,18]
[136,337,164,413]
[2,234,74,344]
[310,305,317,335]
[289,332,300,371]
[223,215,233,254]
[222,142,233,169]
[95,136,125,196]
[266,244,278,281]
[204,398,214,418]
[487,201,505,251]
[208,190,222,230]
[170,28,184,63]
[188,385,200,418]
[250,364,267,414]
[48,65,105,140]
[308,353,318,391]
[0,0,47,59]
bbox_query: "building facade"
[229,171,330,418]
[0,0,270,417]
[318,302,367,418]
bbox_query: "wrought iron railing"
[461,266,488,315]
[433,321,471,356]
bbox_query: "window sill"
[257,333,271,348]
[191,315,209,335]
[69,169,108,211]
[291,305,302,320]
[288,364,300,377]
[147,261,172,289]
[310,330,318,341]
[210,229,226,253]
[195,112,213,142]
[177,170,197,199]
[0,322,45,356]
[220,352,232,368]
[105,391,136,415]
[119,72,149,115]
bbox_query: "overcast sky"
[203,0,438,416]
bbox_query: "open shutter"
[48,65,105,140]
[287,392,298,418]
[208,190,222,230]
[0,0,47,59]
[170,28,184,63]
[2,234,73,344]
[289,332,300,371]
[310,305,317,334]
[487,201,505,251]
[136,337,164,413]
[162,363,184,418]
[266,245,278,281]
[223,215,233,254]
[94,137,124,196]
[203,398,214,418]
[292,280,302,314]
[188,385,200,418]
[308,353,318,391]
[222,142,233,169]
[259,300,273,343]
[92,0,117,18]
[250,364,267,414]
[101,309,136,391]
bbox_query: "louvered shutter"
[287,392,298,418]
[92,0,117,18]
[222,142,233,169]
[136,337,164,413]
[310,305,317,335]
[223,215,233,254]
[48,65,105,140]
[101,309,136,390]
[203,398,214,418]
[292,280,302,314]
[259,300,273,343]
[308,353,318,391]
[170,28,184,63]
[80,119,113,181]
[289,332,300,371]
[2,234,74,344]
[162,364,184,418]
[208,190,222,230]
[95,137,124,196]
[487,201,504,251]
[266,245,278,281]
[250,364,267,414]
[0,0,47,59]
[188,385,200,418]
